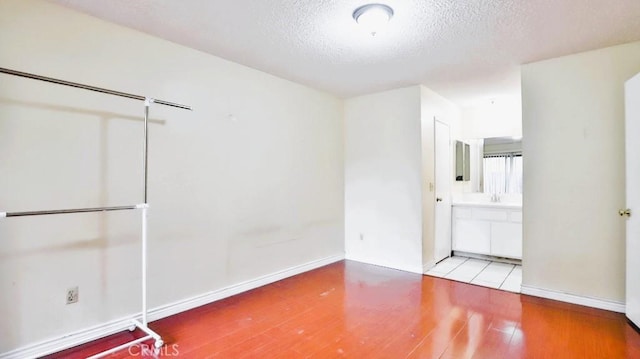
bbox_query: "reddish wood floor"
[47,260,640,358]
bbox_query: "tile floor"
[425,256,522,292]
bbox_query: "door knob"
[619,209,631,217]
[436,197,443,202]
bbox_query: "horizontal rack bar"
[0,67,192,111]
[1,205,143,218]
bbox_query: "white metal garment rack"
[0,67,192,358]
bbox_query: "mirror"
[481,137,522,194]
[455,141,471,181]
[455,137,523,193]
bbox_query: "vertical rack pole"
[143,98,152,204]
[87,97,163,359]
[142,97,152,327]
[141,205,148,326]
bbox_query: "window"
[483,153,522,194]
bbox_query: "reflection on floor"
[426,256,522,292]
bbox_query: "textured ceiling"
[51,0,640,106]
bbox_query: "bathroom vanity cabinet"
[452,204,522,259]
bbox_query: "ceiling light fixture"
[353,4,394,36]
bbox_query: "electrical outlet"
[66,286,79,304]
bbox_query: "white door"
[625,73,640,327]
[434,120,452,262]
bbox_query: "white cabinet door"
[434,120,452,262]
[491,222,522,259]
[453,219,490,254]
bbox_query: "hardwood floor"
[47,260,640,358]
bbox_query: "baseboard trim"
[520,285,626,313]
[0,254,345,359]
[0,315,141,359]
[422,259,437,274]
[149,254,344,321]
[344,255,423,275]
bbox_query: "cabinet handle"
[436,197,443,202]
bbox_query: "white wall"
[460,95,522,140]
[0,0,344,353]
[522,41,640,303]
[344,86,423,273]
[344,85,461,273]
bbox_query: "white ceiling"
[52,0,640,106]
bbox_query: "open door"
[625,72,640,328]
[434,120,452,263]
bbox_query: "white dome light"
[353,4,394,36]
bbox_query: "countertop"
[451,201,522,210]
